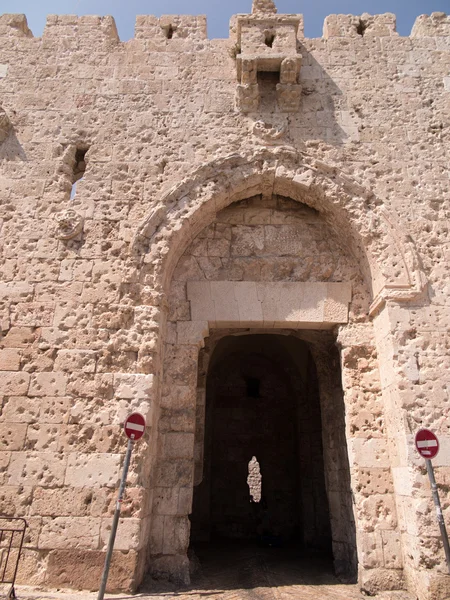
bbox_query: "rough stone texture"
[0,2,449,599]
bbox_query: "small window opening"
[356,19,368,36]
[70,147,87,200]
[165,25,175,39]
[247,456,262,503]
[245,376,260,398]
[264,31,275,48]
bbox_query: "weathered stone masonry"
[0,1,449,598]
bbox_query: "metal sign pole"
[97,439,134,600]
[425,458,450,575]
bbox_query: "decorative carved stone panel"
[54,209,84,240]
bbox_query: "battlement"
[323,13,397,38]
[135,15,207,41]
[0,11,449,43]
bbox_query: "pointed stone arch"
[133,147,426,315]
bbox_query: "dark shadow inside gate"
[189,333,357,587]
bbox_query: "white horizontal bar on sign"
[417,440,438,448]
[126,422,145,432]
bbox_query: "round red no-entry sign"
[415,429,439,459]
[124,413,146,441]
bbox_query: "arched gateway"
[127,148,428,595]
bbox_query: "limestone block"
[153,487,180,516]
[16,549,47,586]
[0,423,27,451]
[0,452,11,484]
[160,385,196,411]
[53,302,93,329]
[54,349,97,373]
[64,453,122,487]
[359,530,384,568]
[149,554,190,586]
[31,487,97,517]
[58,259,93,282]
[29,372,67,397]
[177,321,209,346]
[324,282,352,322]
[352,468,394,496]
[58,424,122,454]
[187,281,214,324]
[25,424,60,451]
[46,548,138,592]
[0,348,21,370]
[0,396,40,423]
[162,515,190,555]
[357,494,398,531]
[162,432,195,459]
[39,396,71,423]
[100,518,142,551]
[0,485,33,516]
[1,327,38,348]
[0,371,30,395]
[187,281,351,328]
[114,373,154,400]
[382,530,403,569]
[155,460,193,488]
[7,452,66,486]
[39,517,100,550]
[10,303,55,327]
[348,438,391,469]
[0,282,34,302]
[359,566,404,595]
[234,281,263,324]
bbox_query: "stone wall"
[0,4,449,598]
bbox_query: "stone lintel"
[187,281,351,329]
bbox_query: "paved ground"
[7,542,416,600]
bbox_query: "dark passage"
[190,334,332,558]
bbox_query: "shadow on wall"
[250,45,348,146]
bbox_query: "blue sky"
[1,0,448,40]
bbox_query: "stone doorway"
[189,332,356,581]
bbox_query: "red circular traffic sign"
[415,429,439,459]
[124,413,146,441]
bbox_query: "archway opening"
[189,332,356,584]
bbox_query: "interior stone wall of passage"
[190,333,332,553]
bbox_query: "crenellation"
[323,13,397,39]
[411,12,450,37]
[42,14,119,45]
[0,13,33,37]
[135,14,207,42]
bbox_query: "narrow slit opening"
[70,147,88,200]
[265,31,275,48]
